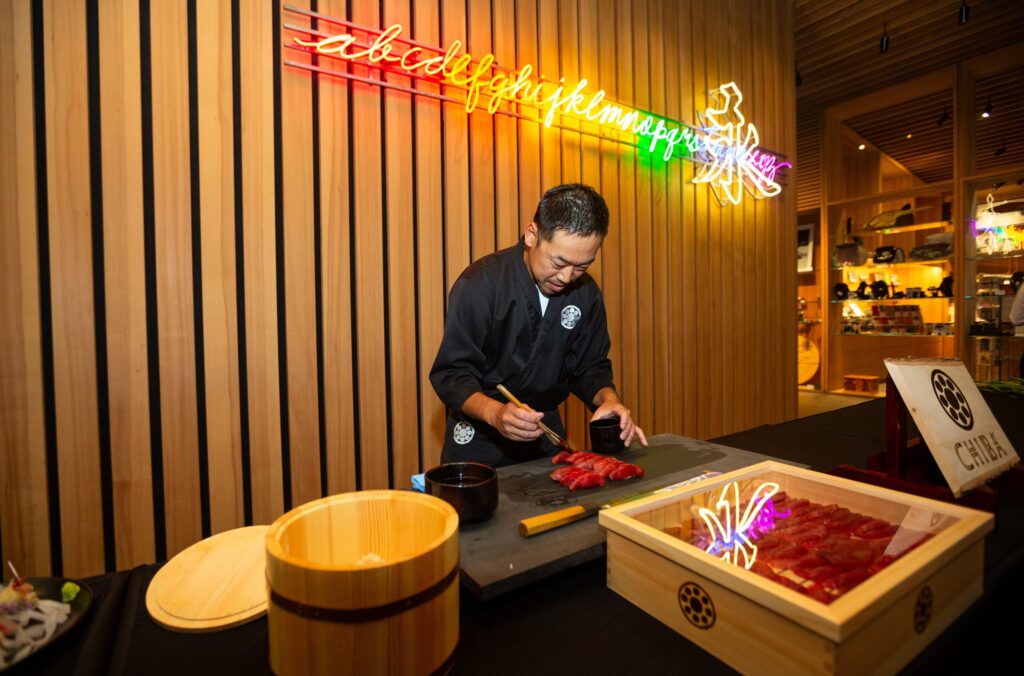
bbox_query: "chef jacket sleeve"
[566,292,615,408]
[430,277,492,412]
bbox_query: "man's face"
[523,222,603,296]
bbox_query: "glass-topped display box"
[600,462,992,675]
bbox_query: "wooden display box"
[599,461,992,675]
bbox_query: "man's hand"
[462,392,544,442]
[591,388,648,448]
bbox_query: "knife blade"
[517,472,720,537]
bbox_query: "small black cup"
[590,415,626,454]
[425,462,498,524]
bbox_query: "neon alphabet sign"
[283,10,789,207]
[695,481,780,569]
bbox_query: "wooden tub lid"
[146,525,270,633]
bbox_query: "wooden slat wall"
[0,0,797,577]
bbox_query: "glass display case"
[963,175,1024,382]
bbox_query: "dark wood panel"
[196,0,243,535]
[44,0,105,577]
[350,0,389,489]
[318,0,358,493]
[150,0,202,558]
[239,0,284,524]
[99,0,155,567]
[383,0,420,486]
[280,0,321,508]
[413,0,446,471]
[0,0,51,576]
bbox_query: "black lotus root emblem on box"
[914,586,933,633]
[678,582,715,629]
[931,369,973,431]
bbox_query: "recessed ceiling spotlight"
[879,22,890,54]
[982,100,993,118]
[959,1,970,25]
[906,133,913,139]
[858,144,866,150]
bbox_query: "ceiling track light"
[982,99,993,118]
[936,109,950,126]
[879,21,890,54]
[796,65,802,87]
[959,1,970,25]
[994,140,1007,157]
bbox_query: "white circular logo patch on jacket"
[453,421,475,444]
[561,305,582,329]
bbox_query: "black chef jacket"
[429,238,615,467]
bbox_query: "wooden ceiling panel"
[844,89,954,184]
[796,0,1024,109]
[975,68,1024,171]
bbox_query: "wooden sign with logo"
[884,358,1019,496]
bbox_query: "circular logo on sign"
[914,586,933,633]
[561,305,582,330]
[678,582,715,629]
[453,421,475,445]
[931,369,973,431]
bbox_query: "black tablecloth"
[10,394,1024,676]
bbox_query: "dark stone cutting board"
[458,434,796,599]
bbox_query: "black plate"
[0,577,92,672]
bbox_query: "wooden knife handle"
[518,504,598,537]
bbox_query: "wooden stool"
[843,374,880,393]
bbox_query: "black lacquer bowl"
[425,462,498,524]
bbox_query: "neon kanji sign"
[282,9,789,207]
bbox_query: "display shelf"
[853,220,952,236]
[967,334,1024,340]
[967,250,1024,261]
[833,332,955,338]
[830,296,953,304]
[831,257,951,271]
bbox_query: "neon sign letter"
[288,17,790,207]
[696,481,780,569]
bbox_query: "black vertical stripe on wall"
[32,0,63,577]
[409,0,423,473]
[346,2,362,492]
[378,0,395,490]
[464,0,473,262]
[85,0,116,573]
[230,0,253,526]
[311,2,328,498]
[271,0,293,511]
[513,0,521,232]
[139,0,168,562]
[186,0,211,539]
[439,0,448,320]
[490,0,499,252]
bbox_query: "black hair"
[532,183,609,240]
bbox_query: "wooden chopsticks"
[496,384,575,453]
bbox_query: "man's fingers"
[512,407,544,422]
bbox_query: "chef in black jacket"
[430,183,647,467]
